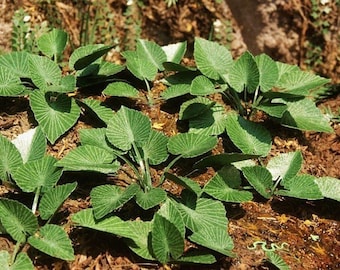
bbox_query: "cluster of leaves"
[0,128,76,269]
[0,27,339,268]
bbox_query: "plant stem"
[144,78,153,105]
[132,142,150,190]
[159,155,183,185]
[32,186,41,214]
[10,241,22,265]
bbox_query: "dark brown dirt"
[0,0,339,269]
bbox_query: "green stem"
[144,78,153,105]
[32,186,41,215]
[10,241,22,265]
[159,155,183,185]
[131,142,149,189]
[115,152,142,182]
[143,157,153,191]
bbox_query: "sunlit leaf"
[103,82,139,98]
[72,209,131,237]
[46,75,76,93]
[28,224,74,261]
[161,84,190,100]
[280,99,333,132]
[0,134,23,182]
[91,184,139,219]
[194,37,233,80]
[162,41,187,63]
[39,182,77,220]
[0,250,34,270]
[29,55,61,91]
[137,39,167,71]
[314,177,340,202]
[123,221,154,260]
[135,187,167,210]
[152,213,184,263]
[12,156,62,192]
[189,102,228,135]
[142,130,169,165]
[56,145,119,174]
[37,29,68,59]
[265,251,290,270]
[276,174,323,200]
[204,166,253,202]
[29,90,81,144]
[168,133,217,158]
[69,44,105,70]
[0,198,38,243]
[106,106,151,151]
[0,66,25,96]
[267,151,303,183]
[11,127,46,163]
[255,54,279,92]
[242,166,273,199]
[0,51,30,78]
[228,51,259,93]
[121,50,158,81]
[190,75,216,96]
[177,196,228,233]
[225,113,272,156]
[189,226,234,257]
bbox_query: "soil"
[0,0,339,269]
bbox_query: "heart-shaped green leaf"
[255,53,279,92]
[29,55,61,91]
[39,182,77,220]
[225,112,272,156]
[228,51,259,93]
[12,156,62,192]
[106,106,151,151]
[91,184,139,219]
[151,213,184,263]
[204,166,253,202]
[168,133,217,158]
[0,198,38,243]
[135,187,167,210]
[37,29,68,59]
[242,166,273,199]
[162,41,187,63]
[56,145,119,174]
[0,250,34,270]
[29,91,81,144]
[103,82,139,98]
[194,37,233,80]
[142,130,169,165]
[190,75,216,96]
[0,51,30,78]
[28,224,74,261]
[0,134,23,182]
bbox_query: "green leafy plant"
[0,128,76,268]
[161,37,333,134]
[0,28,125,144]
[56,106,245,264]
